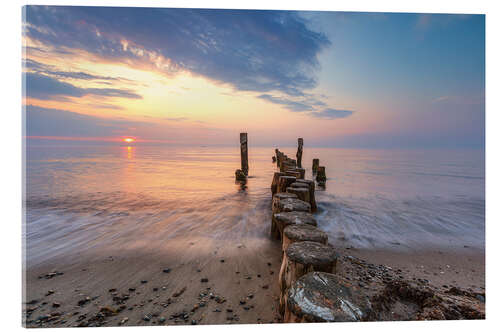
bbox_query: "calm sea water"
[24,144,485,267]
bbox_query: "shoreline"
[23,237,485,327]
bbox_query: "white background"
[1,0,498,332]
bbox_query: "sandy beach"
[23,236,283,327]
[23,229,485,327]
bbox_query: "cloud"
[309,108,354,119]
[86,103,125,110]
[25,105,137,137]
[24,72,142,100]
[25,105,228,143]
[24,58,134,83]
[257,94,312,112]
[432,96,450,103]
[24,6,331,98]
[164,116,189,122]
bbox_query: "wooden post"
[284,272,371,322]
[296,138,303,168]
[312,159,319,174]
[316,166,326,186]
[282,224,328,252]
[279,241,338,313]
[240,133,248,176]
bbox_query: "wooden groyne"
[271,142,373,322]
[267,140,484,322]
[235,134,484,323]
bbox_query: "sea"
[24,143,485,267]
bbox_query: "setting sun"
[123,137,135,143]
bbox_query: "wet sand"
[347,247,485,294]
[23,232,485,327]
[23,237,283,327]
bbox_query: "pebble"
[163,268,171,273]
[141,280,148,284]
[158,317,166,323]
[201,278,209,283]
[143,314,151,321]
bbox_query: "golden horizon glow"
[123,137,135,143]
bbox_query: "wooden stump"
[240,133,248,176]
[290,182,309,189]
[281,162,296,173]
[276,198,311,213]
[282,224,328,252]
[271,193,298,238]
[296,138,303,169]
[312,158,319,174]
[272,211,316,240]
[279,241,338,312]
[286,187,310,204]
[295,168,305,179]
[316,166,326,184]
[235,169,246,181]
[271,172,285,196]
[271,192,298,214]
[284,272,372,322]
[277,176,296,193]
[285,171,301,179]
[295,179,317,212]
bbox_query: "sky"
[22,6,485,148]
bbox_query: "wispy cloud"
[309,108,354,119]
[24,72,142,100]
[432,96,450,103]
[25,104,137,137]
[24,6,330,99]
[164,116,189,122]
[25,104,226,143]
[24,58,134,83]
[86,103,125,110]
[257,94,312,112]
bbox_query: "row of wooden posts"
[270,142,371,322]
[235,134,327,186]
[269,137,370,322]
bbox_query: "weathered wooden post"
[296,138,303,169]
[240,133,249,176]
[316,166,326,186]
[312,158,319,174]
[284,272,372,322]
[278,241,339,312]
